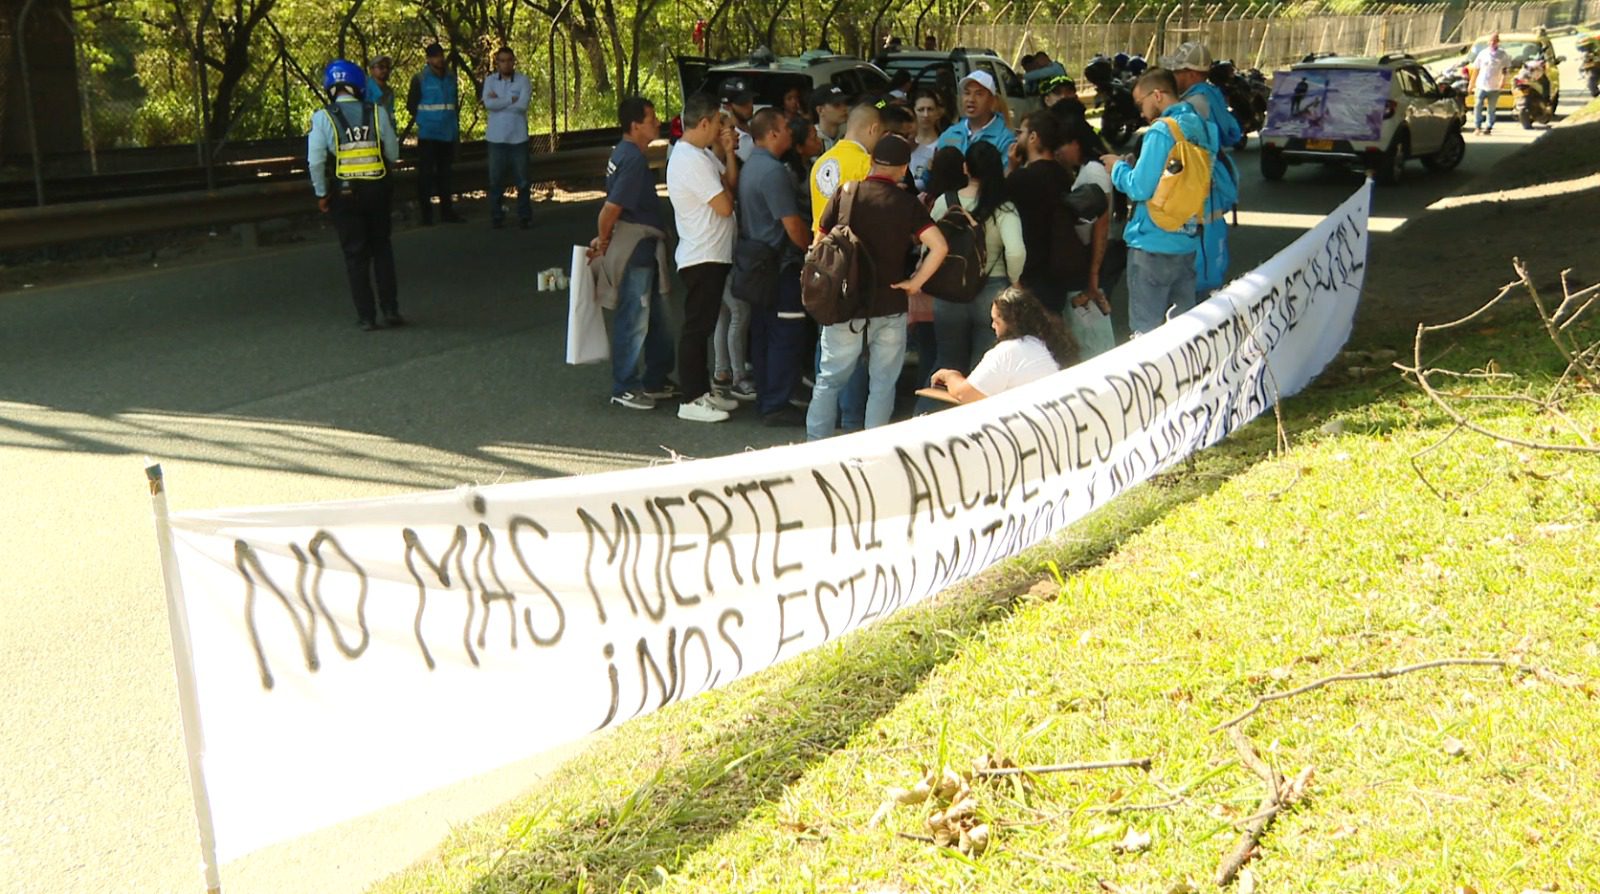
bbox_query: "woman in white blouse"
[927,141,1028,378]
[931,286,1078,402]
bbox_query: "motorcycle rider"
[1167,41,1240,299]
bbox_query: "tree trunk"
[597,0,625,99]
[567,8,611,95]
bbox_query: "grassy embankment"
[374,115,1600,894]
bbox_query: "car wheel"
[1519,106,1534,130]
[1375,132,1408,185]
[1261,147,1288,181]
[1421,126,1465,172]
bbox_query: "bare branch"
[974,757,1153,777]
[1211,657,1585,733]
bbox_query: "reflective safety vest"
[413,69,459,142]
[328,102,386,181]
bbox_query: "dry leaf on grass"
[1442,736,1470,758]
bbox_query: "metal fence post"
[16,0,47,205]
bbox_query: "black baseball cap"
[720,78,757,105]
[810,84,850,107]
[871,134,913,166]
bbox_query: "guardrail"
[0,128,624,210]
[0,141,668,254]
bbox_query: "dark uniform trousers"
[329,180,399,323]
[750,267,807,417]
[416,140,456,220]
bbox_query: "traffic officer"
[308,59,403,331]
[406,41,465,224]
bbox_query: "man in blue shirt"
[406,42,464,224]
[308,59,402,331]
[589,97,676,410]
[936,71,1017,170]
[739,108,814,426]
[1168,42,1240,298]
[1101,68,1216,337]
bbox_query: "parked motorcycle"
[1084,55,1142,147]
[1580,36,1600,97]
[1515,57,1555,129]
[1208,59,1269,149]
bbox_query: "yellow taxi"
[1462,32,1563,110]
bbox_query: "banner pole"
[146,462,224,894]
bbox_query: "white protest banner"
[156,183,1371,871]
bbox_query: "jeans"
[677,262,730,401]
[814,342,868,431]
[806,314,908,441]
[1474,89,1502,131]
[1127,248,1197,336]
[933,277,1002,375]
[487,141,531,223]
[750,272,807,416]
[328,181,398,323]
[416,139,456,220]
[611,242,675,396]
[713,280,751,384]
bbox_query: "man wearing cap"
[720,78,757,161]
[935,70,1017,170]
[806,135,949,441]
[811,85,851,151]
[406,42,465,224]
[1167,41,1239,298]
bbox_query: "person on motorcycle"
[1166,42,1239,298]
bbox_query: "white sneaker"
[678,394,731,423]
[702,392,739,412]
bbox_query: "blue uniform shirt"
[605,139,664,230]
[739,147,804,267]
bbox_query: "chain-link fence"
[936,2,1561,76]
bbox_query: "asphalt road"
[0,36,1588,894]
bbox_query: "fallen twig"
[895,831,936,844]
[1214,728,1314,887]
[1211,657,1586,732]
[975,757,1153,778]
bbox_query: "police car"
[1259,53,1466,186]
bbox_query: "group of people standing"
[308,42,540,329]
[587,40,1244,441]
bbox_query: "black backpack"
[1048,181,1106,292]
[920,191,988,304]
[801,181,875,325]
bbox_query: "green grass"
[372,298,1600,894]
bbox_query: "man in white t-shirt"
[1471,33,1513,134]
[666,92,741,422]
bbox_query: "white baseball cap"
[958,70,997,95]
[1163,41,1213,73]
